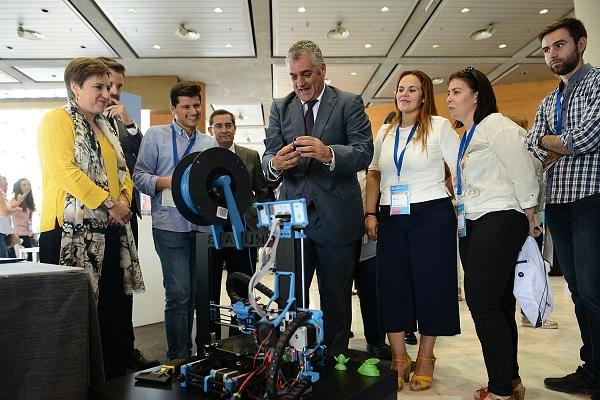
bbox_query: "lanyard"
[393,123,418,177]
[455,123,478,196]
[555,85,564,135]
[171,124,196,167]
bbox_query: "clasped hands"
[272,136,332,171]
[107,194,132,226]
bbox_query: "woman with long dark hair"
[10,178,36,250]
[365,70,460,391]
[446,67,539,400]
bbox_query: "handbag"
[5,233,20,249]
[513,236,553,327]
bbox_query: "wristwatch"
[104,196,115,209]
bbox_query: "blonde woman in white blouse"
[365,70,460,392]
[447,67,539,400]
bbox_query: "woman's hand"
[107,200,132,226]
[365,215,378,241]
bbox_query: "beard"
[549,50,581,76]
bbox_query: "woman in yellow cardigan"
[37,57,144,379]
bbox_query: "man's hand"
[543,150,563,167]
[105,99,134,126]
[293,136,333,164]
[272,143,301,171]
[156,176,172,192]
[539,135,571,155]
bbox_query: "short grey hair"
[286,40,324,69]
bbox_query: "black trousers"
[355,255,385,345]
[460,210,528,396]
[39,223,128,380]
[123,215,138,357]
[295,237,359,356]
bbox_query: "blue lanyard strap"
[393,123,418,177]
[555,85,564,135]
[172,124,196,167]
[456,123,478,196]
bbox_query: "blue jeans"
[152,229,198,360]
[546,194,600,384]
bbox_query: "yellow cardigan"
[37,109,133,233]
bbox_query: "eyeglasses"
[463,66,479,86]
[211,123,234,130]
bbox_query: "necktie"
[304,100,318,135]
[301,100,318,205]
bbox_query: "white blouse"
[369,115,460,205]
[458,113,539,219]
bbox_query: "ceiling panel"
[0,0,117,59]
[407,0,574,57]
[94,0,255,57]
[376,63,500,98]
[14,67,65,82]
[0,71,19,83]
[234,127,266,144]
[272,0,418,57]
[494,64,557,85]
[273,63,378,99]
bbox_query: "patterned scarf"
[60,99,144,297]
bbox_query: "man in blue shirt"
[133,82,216,360]
[527,18,600,399]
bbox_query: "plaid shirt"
[527,64,600,204]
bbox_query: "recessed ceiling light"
[225,43,233,48]
[364,43,372,48]
[381,6,389,12]
[41,8,49,13]
[461,7,470,13]
[350,72,357,76]
[469,24,495,40]
[128,8,136,13]
[325,79,332,85]
[498,43,507,49]
[153,44,161,49]
[432,77,444,85]
[297,7,306,13]
[539,9,549,15]
[214,7,223,13]
[432,43,440,48]
[6,46,13,50]
[80,45,86,49]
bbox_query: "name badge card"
[390,184,410,215]
[161,189,176,207]
[457,199,467,238]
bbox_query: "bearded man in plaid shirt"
[527,17,600,399]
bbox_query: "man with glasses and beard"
[527,18,600,399]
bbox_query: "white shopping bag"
[514,236,553,327]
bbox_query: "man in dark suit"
[99,57,159,370]
[262,40,373,356]
[209,109,274,315]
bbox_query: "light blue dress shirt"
[133,121,217,232]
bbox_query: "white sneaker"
[521,315,559,329]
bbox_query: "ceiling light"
[381,6,389,12]
[297,7,306,13]
[128,8,136,13]
[175,24,200,40]
[432,43,440,48]
[153,44,161,49]
[325,79,332,85]
[469,24,495,40]
[364,43,372,48]
[214,7,223,13]
[432,77,444,85]
[16,25,44,40]
[326,23,350,40]
[350,72,357,76]
[41,8,49,13]
[461,7,470,13]
[225,43,233,48]
[539,9,549,15]
[498,43,507,49]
